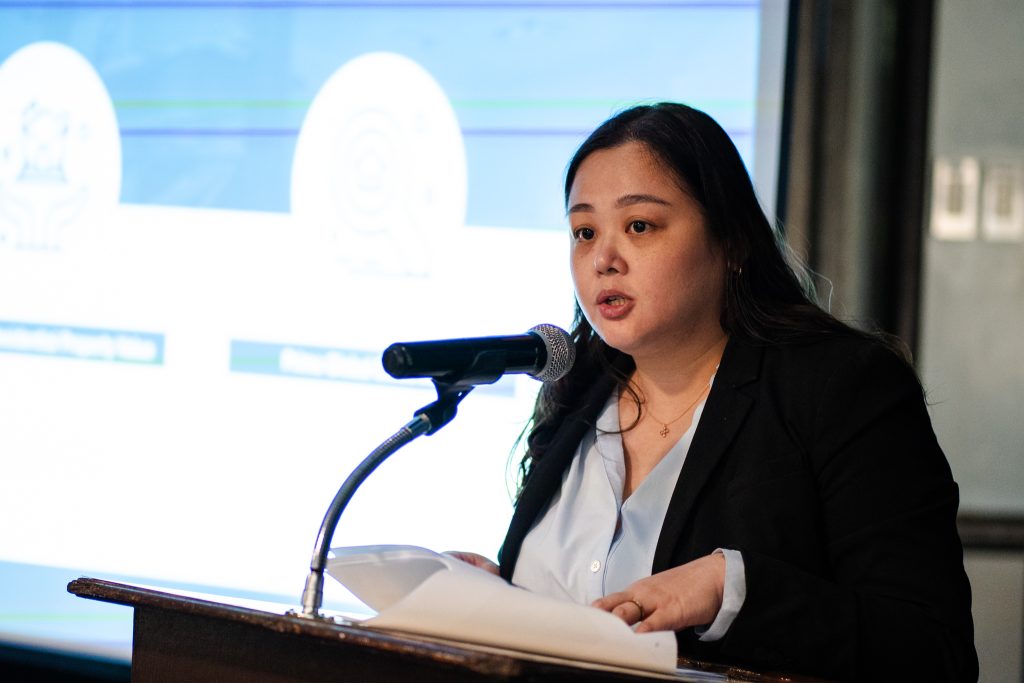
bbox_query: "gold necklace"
[641,375,714,438]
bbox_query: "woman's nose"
[594,238,624,275]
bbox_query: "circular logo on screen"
[290,52,467,277]
[0,42,121,251]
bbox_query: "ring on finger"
[628,598,644,621]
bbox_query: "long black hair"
[516,102,884,490]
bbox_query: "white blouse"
[511,389,745,640]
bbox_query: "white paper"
[326,545,679,674]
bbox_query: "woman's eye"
[628,220,650,234]
[573,227,595,241]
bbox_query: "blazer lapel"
[652,337,762,572]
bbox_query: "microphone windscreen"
[528,324,575,382]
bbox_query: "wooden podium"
[67,577,812,682]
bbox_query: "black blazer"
[499,335,977,682]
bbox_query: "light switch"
[930,157,980,241]
[981,161,1024,242]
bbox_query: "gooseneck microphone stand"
[298,352,508,619]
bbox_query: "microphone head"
[527,324,575,382]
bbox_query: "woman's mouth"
[596,291,634,319]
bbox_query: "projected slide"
[0,0,785,661]
[0,38,565,591]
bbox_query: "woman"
[456,103,977,681]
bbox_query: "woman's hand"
[442,551,500,576]
[592,552,725,633]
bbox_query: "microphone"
[382,324,575,383]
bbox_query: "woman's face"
[568,141,727,360]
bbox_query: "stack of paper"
[326,545,682,674]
